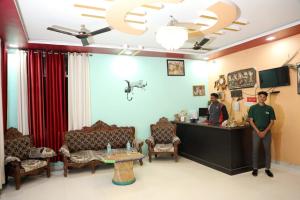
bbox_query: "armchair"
[4,128,56,190]
[146,117,181,162]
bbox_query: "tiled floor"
[1,157,300,200]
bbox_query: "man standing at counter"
[248,91,276,177]
[208,93,229,126]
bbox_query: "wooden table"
[99,149,144,185]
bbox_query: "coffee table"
[97,149,144,185]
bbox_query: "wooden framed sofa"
[146,117,181,162]
[4,128,56,190]
[60,120,144,177]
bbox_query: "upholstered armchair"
[4,128,56,190]
[146,117,181,162]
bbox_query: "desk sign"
[247,97,257,102]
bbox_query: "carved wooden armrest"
[132,139,144,152]
[172,136,181,145]
[145,136,155,149]
[59,144,71,158]
[29,147,56,159]
[5,156,21,165]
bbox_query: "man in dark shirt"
[208,93,229,126]
[248,91,276,177]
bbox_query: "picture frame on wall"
[297,64,300,94]
[193,85,205,96]
[167,59,185,76]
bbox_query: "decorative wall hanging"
[124,80,147,101]
[227,68,256,90]
[193,85,205,96]
[167,59,185,76]
[214,75,227,91]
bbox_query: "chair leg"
[46,160,51,177]
[148,152,152,162]
[63,165,68,177]
[15,172,21,190]
[139,159,143,166]
[174,153,178,162]
[155,154,157,158]
[91,162,96,174]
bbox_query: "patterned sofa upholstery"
[60,120,144,177]
[4,128,56,190]
[146,117,181,162]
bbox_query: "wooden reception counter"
[175,122,265,175]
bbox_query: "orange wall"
[208,34,300,165]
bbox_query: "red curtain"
[45,53,67,160]
[27,51,45,147]
[1,39,7,131]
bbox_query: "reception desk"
[175,122,265,175]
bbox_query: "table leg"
[112,161,136,185]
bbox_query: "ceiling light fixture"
[266,36,275,41]
[156,16,188,50]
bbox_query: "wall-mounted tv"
[259,66,290,88]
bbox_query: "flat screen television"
[259,66,290,88]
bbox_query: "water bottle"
[126,141,131,151]
[107,143,111,154]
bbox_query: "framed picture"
[227,68,256,90]
[193,85,205,96]
[167,59,185,76]
[297,65,300,94]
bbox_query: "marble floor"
[1,157,300,200]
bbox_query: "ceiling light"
[156,26,188,50]
[124,50,133,55]
[266,36,275,41]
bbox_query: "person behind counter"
[248,91,276,178]
[208,93,229,126]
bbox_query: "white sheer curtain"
[0,39,5,189]
[68,53,91,130]
[17,50,29,135]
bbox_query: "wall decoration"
[297,65,300,94]
[214,75,227,91]
[167,59,185,76]
[124,80,147,101]
[227,68,256,90]
[193,85,205,96]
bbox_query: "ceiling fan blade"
[47,27,77,36]
[89,27,112,36]
[51,25,79,33]
[201,47,213,51]
[81,38,90,46]
[199,38,210,46]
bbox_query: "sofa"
[60,120,144,177]
[4,128,56,190]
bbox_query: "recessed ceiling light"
[266,36,275,41]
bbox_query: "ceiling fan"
[180,38,213,51]
[47,25,112,46]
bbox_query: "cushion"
[109,128,134,148]
[5,135,31,160]
[154,144,174,152]
[65,131,93,152]
[70,150,103,164]
[21,159,47,173]
[29,147,56,158]
[151,126,174,144]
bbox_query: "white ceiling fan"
[47,24,112,46]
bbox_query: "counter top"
[173,121,250,130]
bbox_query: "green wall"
[7,52,209,152]
[89,54,209,149]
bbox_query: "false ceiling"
[13,0,300,58]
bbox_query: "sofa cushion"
[90,131,110,150]
[151,126,174,144]
[65,131,93,152]
[154,144,174,152]
[4,135,31,160]
[109,128,134,148]
[70,150,103,163]
[21,159,47,173]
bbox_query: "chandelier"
[156,16,188,50]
